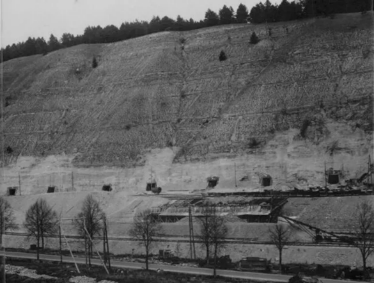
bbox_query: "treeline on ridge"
[1,0,373,63]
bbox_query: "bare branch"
[129,209,162,270]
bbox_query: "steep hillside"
[0,13,373,194]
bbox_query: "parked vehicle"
[198,255,234,269]
[237,257,271,272]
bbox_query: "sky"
[0,0,281,47]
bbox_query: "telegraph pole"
[59,223,62,264]
[103,225,106,265]
[19,173,21,195]
[188,206,196,260]
[369,155,372,187]
[105,219,110,269]
[71,171,74,191]
[234,163,237,188]
[324,161,327,188]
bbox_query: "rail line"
[4,231,357,248]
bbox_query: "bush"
[179,38,186,44]
[125,124,132,130]
[6,146,13,154]
[300,119,311,138]
[5,97,11,107]
[92,57,98,68]
[219,50,227,61]
[248,138,260,148]
[250,32,259,44]
[288,275,304,283]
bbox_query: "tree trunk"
[279,249,282,273]
[41,232,44,250]
[363,252,366,273]
[84,235,87,266]
[0,255,4,283]
[213,243,218,277]
[206,245,210,265]
[37,235,40,260]
[89,243,92,267]
[145,246,149,270]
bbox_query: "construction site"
[0,11,373,271]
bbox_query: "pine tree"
[48,34,60,52]
[92,57,98,68]
[219,50,227,61]
[219,5,234,24]
[236,3,249,23]
[205,9,220,26]
[250,32,260,44]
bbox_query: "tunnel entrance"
[262,177,272,187]
[47,186,55,193]
[207,176,219,188]
[328,174,339,184]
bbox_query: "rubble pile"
[5,264,57,280]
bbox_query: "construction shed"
[7,187,18,196]
[146,181,157,191]
[102,184,112,192]
[150,197,287,223]
[256,173,273,187]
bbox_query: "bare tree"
[74,194,103,266]
[353,200,374,274]
[24,199,58,260]
[129,209,162,270]
[197,203,214,265]
[268,223,291,272]
[210,209,228,277]
[0,197,17,240]
[0,197,17,281]
[197,202,228,277]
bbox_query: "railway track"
[4,231,357,248]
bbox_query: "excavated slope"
[0,13,373,194]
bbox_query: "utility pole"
[234,163,237,188]
[188,206,196,260]
[18,173,21,195]
[105,219,110,269]
[59,218,80,273]
[324,161,327,188]
[82,219,109,274]
[71,171,74,191]
[103,225,106,265]
[369,155,372,190]
[59,223,62,264]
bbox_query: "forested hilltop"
[1,0,373,63]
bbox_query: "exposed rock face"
[0,13,373,193]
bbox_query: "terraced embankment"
[1,13,373,195]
